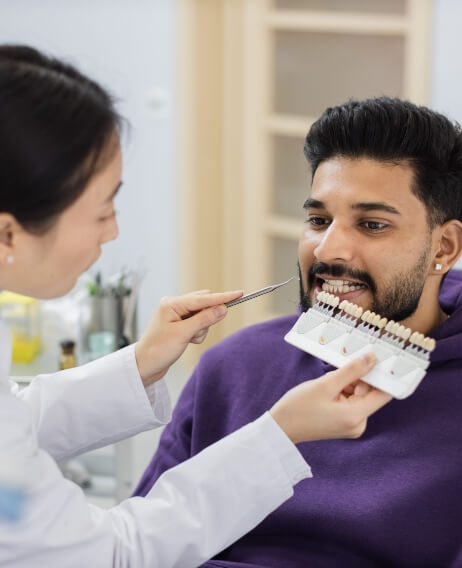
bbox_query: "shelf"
[267,10,409,35]
[266,114,314,137]
[265,215,302,240]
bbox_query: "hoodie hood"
[430,269,462,364]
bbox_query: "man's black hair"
[304,97,462,226]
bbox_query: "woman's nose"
[102,217,119,245]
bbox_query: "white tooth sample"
[339,300,347,310]
[414,333,424,347]
[425,337,436,352]
[361,310,371,322]
[397,325,406,338]
[332,296,340,308]
[409,331,419,344]
[392,322,401,336]
[378,317,387,329]
[355,306,363,318]
[385,320,395,333]
[372,314,381,327]
[402,327,411,340]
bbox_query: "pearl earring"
[6,255,14,264]
[435,263,443,271]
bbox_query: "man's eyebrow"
[104,181,123,203]
[351,202,401,215]
[303,198,324,209]
[303,198,401,216]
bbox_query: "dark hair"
[304,97,462,227]
[0,44,122,234]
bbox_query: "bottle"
[59,339,76,370]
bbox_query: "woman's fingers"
[161,290,243,320]
[323,353,376,395]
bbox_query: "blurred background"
[1,0,461,505]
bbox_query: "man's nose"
[313,222,355,264]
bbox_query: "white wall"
[0,0,178,333]
[431,0,462,269]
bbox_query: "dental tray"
[284,291,436,399]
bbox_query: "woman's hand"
[135,290,242,387]
[270,354,392,444]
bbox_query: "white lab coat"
[0,320,311,568]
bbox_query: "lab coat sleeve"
[14,344,171,462]
[0,384,311,568]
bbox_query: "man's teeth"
[321,279,365,294]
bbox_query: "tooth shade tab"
[423,337,436,352]
[378,317,387,329]
[339,300,347,310]
[385,320,396,333]
[361,310,371,322]
[402,327,411,340]
[355,306,363,318]
[372,314,381,327]
[397,325,406,338]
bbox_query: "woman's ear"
[0,213,18,266]
[432,219,462,274]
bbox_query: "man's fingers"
[323,353,376,394]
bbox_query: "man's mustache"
[307,262,377,294]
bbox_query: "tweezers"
[225,276,295,308]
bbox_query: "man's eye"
[361,221,388,231]
[306,216,330,227]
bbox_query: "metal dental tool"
[225,276,295,308]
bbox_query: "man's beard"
[299,244,431,323]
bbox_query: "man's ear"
[432,219,462,274]
[0,213,18,266]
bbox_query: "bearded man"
[134,97,462,568]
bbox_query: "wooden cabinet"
[178,0,432,361]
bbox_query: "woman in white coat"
[0,45,391,568]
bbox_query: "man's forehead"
[308,156,420,212]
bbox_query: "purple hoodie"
[134,270,462,568]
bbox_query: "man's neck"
[400,277,447,335]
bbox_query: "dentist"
[0,45,391,568]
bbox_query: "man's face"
[298,157,434,324]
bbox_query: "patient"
[134,97,462,567]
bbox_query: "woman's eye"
[306,216,330,227]
[98,210,117,222]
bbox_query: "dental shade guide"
[285,291,436,399]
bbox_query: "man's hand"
[270,354,392,444]
[135,290,243,387]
